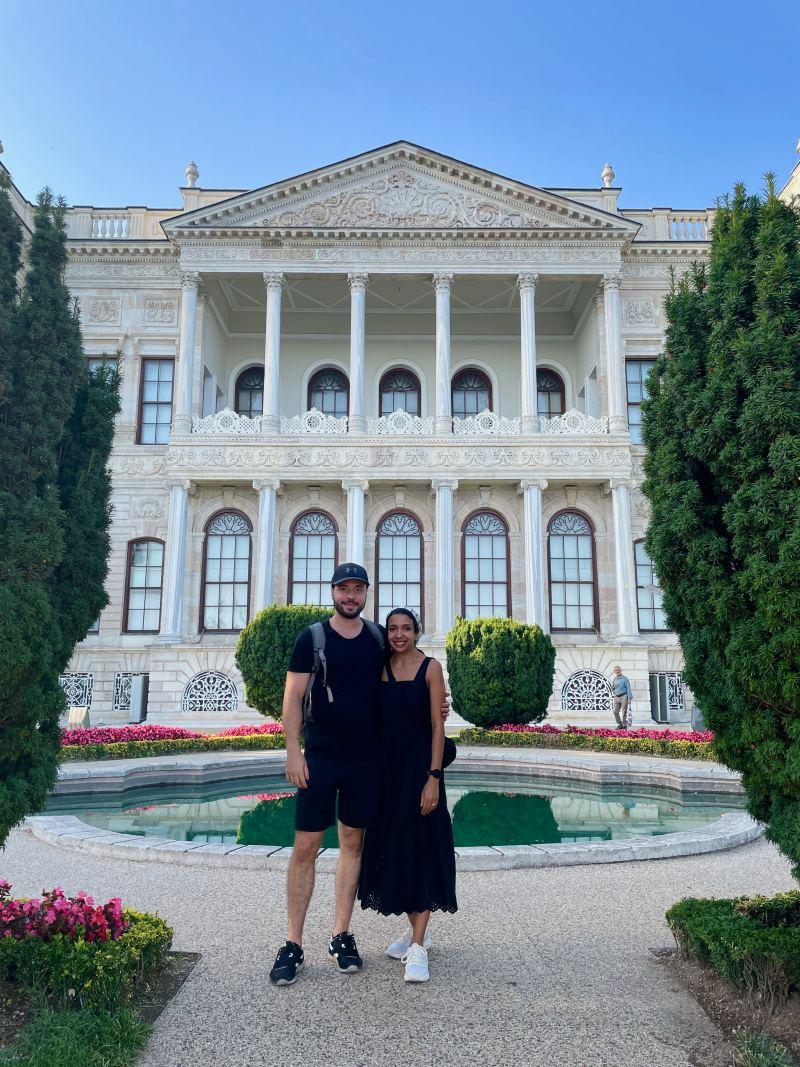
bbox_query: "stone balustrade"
[538,409,609,435]
[623,208,715,241]
[452,409,521,436]
[279,408,349,435]
[366,410,435,435]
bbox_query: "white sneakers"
[401,943,429,983]
[386,926,432,960]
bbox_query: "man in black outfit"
[269,563,385,985]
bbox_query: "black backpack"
[301,619,385,727]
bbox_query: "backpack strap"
[302,622,332,727]
[362,618,386,654]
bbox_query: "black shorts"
[294,756,381,833]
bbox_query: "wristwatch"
[428,769,442,780]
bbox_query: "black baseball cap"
[331,563,370,587]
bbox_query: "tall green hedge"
[641,179,800,876]
[445,617,556,729]
[235,604,332,719]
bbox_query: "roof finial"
[601,163,615,188]
[185,160,199,188]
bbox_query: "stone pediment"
[165,142,636,237]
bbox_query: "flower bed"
[0,881,172,1009]
[60,731,287,761]
[458,724,716,761]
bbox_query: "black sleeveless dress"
[358,656,458,917]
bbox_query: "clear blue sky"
[1,0,798,210]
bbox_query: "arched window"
[376,512,423,627]
[201,511,252,632]
[290,511,338,605]
[182,671,238,716]
[380,369,421,416]
[635,540,668,631]
[537,368,565,418]
[124,539,164,633]
[548,512,597,632]
[561,670,613,714]
[235,367,264,419]
[308,367,349,416]
[452,368,492,418]
[462,511,510,619]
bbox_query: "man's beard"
[333,600,364,619]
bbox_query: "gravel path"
[2,823,796,1066]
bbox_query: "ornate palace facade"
[5,142,716,725]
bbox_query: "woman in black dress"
[359,608,457,983]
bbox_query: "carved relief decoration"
[144,298,177,324]
[82,297,120,324]
[133,498,166,519]
[623,300,657,326]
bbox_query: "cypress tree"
[0,187,118,844]
[642,180,800,874]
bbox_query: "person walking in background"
[610,665,633,730]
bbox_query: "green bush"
[60,732,286,761]
[236,604,332,719]
[0,909,172,1010]
[446,618,555,729]
[458,727,716,761]
[666,895,800,1012]
[735,891,800,929]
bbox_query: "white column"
[262,272,283,432]
[602,272,628,434]
[610,478,637,637]
[348,273,368,434]
[433,273,453,435]
[160,478,193,640]
[173,271,199,433]
[342,479,369,565]
[433,478,458,635]
[519,478,548,629]
[252,479,281,613]
[519,273,539,434]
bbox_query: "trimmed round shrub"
[445,617,556,729]
[235,604,332,720]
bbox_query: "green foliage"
[0,1004,150,1067]
[451,790,560,846]
[666,894,800,1012]
[235,604,332,719]
[642,180,800,876]
[445,617,556,728]
[0,186,118,845]
[733,1031,793,1067]
[458,727,715,761]
[0,910,172,1011]
[735,891,800,928]
[60,732,286,761]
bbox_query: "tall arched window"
[308,367,349,416]
[462,511,510,619]
[635,540,668,631]
[201,511,252,632]
[380,369,421,416]
[548,511,598,632]
[235,367,264,419]
[124,539,164,633]
[376,511,423,627]
[452,368,492,418]
[537,368,565,418]
[290,511,338,605]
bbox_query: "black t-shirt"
[288,620,385,763]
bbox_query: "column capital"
[518,272,539,292]
[341,478,369,493]
[431,478,458,492]
[252,478,282,493]
[347,272,369,292]
[602,271,623,291]
[518,478,548,493]
[263,271,285,292]
[433,272,453,292]
[163,477,196,494]
[180,270,200,292]
[608,477,636,492]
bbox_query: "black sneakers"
[270,940,304,986]
[328,930,363,973]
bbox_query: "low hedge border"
[61,733,287,761]
[666,894,800,1012]
[458,727,716,761]
[0,910,173,1010]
